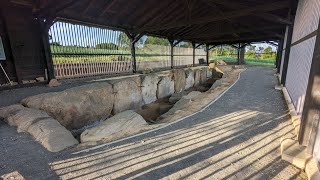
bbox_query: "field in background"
[210,56,275,66]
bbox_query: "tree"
[118,32,130,47]
[246,45,256,59]
[262,46,275,60]
[178,42,192,48]
[96,43,118,50]
[144,36,169,46]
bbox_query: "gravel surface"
[0,66,306,179]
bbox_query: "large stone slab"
[1,105,78,152]
[141,74,159,104]
[157,72,174,99]
[158,91,202,120]
[28,118,79,152]
[194,69,201,86]
[111,77,143,114]
[172,69,186,93]
[200,69,207,84]
[207,68,213,79]
[169,91,188,104]
[22,82,114,130]
[81,110,148,142]
[185,69,195,89]
[0,104,25,120]
[8,108,51,132]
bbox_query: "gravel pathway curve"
[1,66,306,179]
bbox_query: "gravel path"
[0,66,306,179]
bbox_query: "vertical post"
[298,23,320,154]
[126,32,142,73]
[239,44,246,64]
[192,42,196,66]
[206,44,209,65]
[276,39,284,73]
[130,40,136,73]
[280,24,294,85]
[237,43,240,65]
[39,18,55,81]
[169,39,174,69]
[281,11,294,85]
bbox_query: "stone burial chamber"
[0,66,221,151]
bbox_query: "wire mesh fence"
[49,21,132,79]
[173,42,207,67]
[135,35,171,71]
[49,21,208,79]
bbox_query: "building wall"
[285,0,320,115]
[0,4,47,85]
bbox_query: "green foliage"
[50,42,61,46]
[179,42,192,48]
[96,43,118,50]
[50,45,130,55]
[144,36,169,46]
[118,32,130,47]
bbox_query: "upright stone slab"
[22,82,114,130]
[157,72,174,99]
[141,74,159,104]
[200,69,207,84]
[207,68,213,79]
[172,69,186,93]
[194,69,201,86]
[185,69,195,89]
[112,77,143,114]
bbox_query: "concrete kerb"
[279,83,320,179]
[72,68,247,155]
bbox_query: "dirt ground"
[0,66,307,179]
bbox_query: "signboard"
[0,36,6,60]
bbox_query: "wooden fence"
[54,61,132,79]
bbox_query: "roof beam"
[136,0,290,32]
[209,0,292,25]
[184,25,283,39]
[36,0,79,17]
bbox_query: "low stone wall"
[21,66,212,130]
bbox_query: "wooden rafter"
[136,0,290,32]
[209,0,292,25]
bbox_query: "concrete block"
[281,138,308,169]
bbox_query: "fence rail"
[54,60,132,79]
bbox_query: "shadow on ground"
[0,67,306,179]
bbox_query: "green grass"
[209,56,275,66]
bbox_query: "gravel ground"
[0,66,306,179]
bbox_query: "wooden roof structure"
[5,0,297,44]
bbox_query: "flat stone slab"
[81,110,148,143]
[281,138,308,169]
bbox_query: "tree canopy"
[96,43,118,50]
[144,36,169,46]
